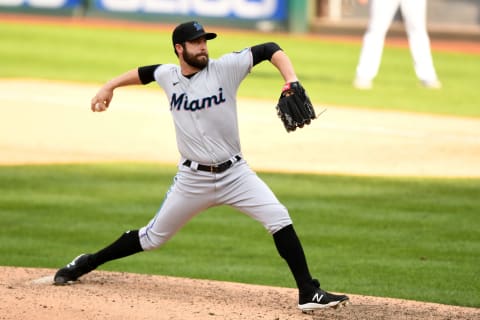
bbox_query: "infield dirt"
[2,79,480,177]
[1,267,479,320]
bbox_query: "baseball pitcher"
[54,21,349,313]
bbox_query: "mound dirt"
[1,267,478,320]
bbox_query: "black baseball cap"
[172,21,217,46]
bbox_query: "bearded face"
[181,44,209,69]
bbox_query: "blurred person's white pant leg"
[400,0,438,82]
[356,0,400,82]
[355,0,440,88]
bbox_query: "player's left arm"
[251,43,316,132]
[251,42,298,83]
[269,50,299,84]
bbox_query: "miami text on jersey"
[170,88,226,112]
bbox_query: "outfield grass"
[0,21,479,117]
[0,163,478,307]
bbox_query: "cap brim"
[188,32,217,41]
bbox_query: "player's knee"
[138,228,171,251]
[267,218,293,234]
[262,205,292,234]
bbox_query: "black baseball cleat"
[54,253,95,285]
[298,279,349,312]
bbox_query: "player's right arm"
[90,65,160,112]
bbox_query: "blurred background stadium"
[1,0,479,41]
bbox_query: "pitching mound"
[1,266,478,320]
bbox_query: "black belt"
[183,156,241,173]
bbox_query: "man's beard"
[182,50,209,69]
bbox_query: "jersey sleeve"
[153,64,179,88]
[212,48,253,89]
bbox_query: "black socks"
[89,230,143,268]
[273,224,313,292]
[86,225,313,293]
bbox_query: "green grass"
[0,163,479,307]
[1,21,479,117]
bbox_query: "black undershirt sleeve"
[138,64,161,84]
[250,42,282,66]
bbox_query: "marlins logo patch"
[193,22,203,31]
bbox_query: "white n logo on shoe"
[312,293,324,303]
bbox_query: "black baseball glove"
[276,81,316,132]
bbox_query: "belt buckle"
[210,166,214,174]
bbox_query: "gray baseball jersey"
[154,48,251,164]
